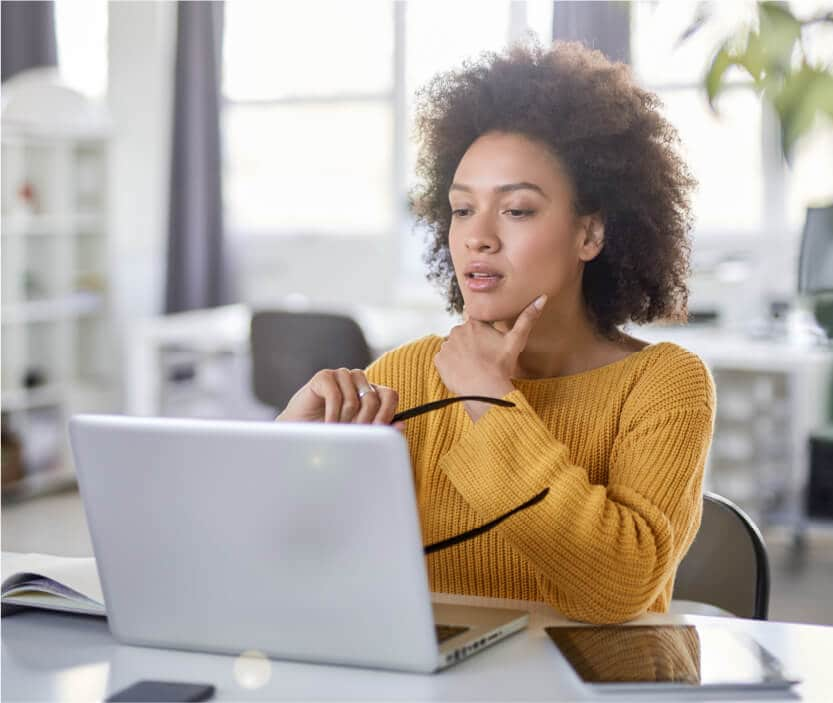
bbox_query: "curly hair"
[410,40,696,337]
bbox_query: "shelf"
[1,384,64,411]
[1,292,104,324]
[0,467,77,504]
[2,74,112,503]
[1,212,105,234]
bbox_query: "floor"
[3,487,833,626]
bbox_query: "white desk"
[124,303,457,418]
[3,594,832,702]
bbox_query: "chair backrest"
[673,492,770,620]
[250,310,373,411]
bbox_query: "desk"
[3,594,832,701]
[125,303,457,418]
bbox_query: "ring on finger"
[357,385,375,400]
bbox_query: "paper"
[1,552,105,616]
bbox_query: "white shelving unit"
[1,68,115,498]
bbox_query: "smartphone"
[105,680,215,702]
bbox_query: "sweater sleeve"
[437,353,715,624]
[365,337,446,495]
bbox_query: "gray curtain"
[1,1,57,82]
[166,1,230,313]
[552,1,630,64]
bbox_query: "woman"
[278,41,715,624]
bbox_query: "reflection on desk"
[3,593,832,702]
[545,625,702,686]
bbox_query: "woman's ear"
[578,214,605,262]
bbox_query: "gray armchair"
[674,492,770,620]
[250,310,373,412]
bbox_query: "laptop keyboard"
[435,624,470,643]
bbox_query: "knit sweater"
[365,335,715,624]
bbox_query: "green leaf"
[758,2,801,76]
[775,66,833,157]
[706,44,733,109]
[738,31,766,82]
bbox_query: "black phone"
[105,680,215,702]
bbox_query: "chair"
[250,310,373,412]
[673,492,770,620]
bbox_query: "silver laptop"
[68,415,528,673]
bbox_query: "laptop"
[68,415,528,673]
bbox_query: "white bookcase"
[1,69,115,498]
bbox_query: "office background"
[2,1,832,625]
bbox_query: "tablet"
[545,625,799,694]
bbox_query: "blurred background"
[2,1,832,624]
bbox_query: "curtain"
[1,1,57,82]
[552,0,630,64]
[165,0,231,313]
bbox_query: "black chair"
[250,310,373,412]
[673,492,770,620]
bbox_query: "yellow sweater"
[366,335,715,624]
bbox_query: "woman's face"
[448,131,601,325]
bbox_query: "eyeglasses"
[391,395,515,423]
[389,395,550,556]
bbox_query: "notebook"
[545,624,799,694]
[2,552,105,616]
[68,414,528,673]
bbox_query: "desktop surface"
[3,594,832,702]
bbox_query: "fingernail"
[533,294,547,310]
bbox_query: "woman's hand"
[434,295,546,421]
[276,368,402,428]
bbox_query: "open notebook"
[2,552,105,616]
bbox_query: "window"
[54,0,108,99]
[632,0,833,239]
[223,2,395,237]
[222,1,553,242]
[784,0,833,230]
[223,0,831,301]
[631,1,765,236]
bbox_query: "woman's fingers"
[306,369,343,423]
[351,370,381,423]
[505,294,547,357]
[350,370,399,426]
[374,386,399,425]
[332,368,361,423]
[280,368,400,426]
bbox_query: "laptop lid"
[69,415,439,672]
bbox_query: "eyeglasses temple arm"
[423,487,549,555]
[391,396,515,423]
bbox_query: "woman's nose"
[465,227,500,253]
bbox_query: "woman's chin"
[463,300,521,325]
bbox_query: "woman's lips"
[464,272,504,291]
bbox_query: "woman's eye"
[505,209,534,218]
[451,208,471,217]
